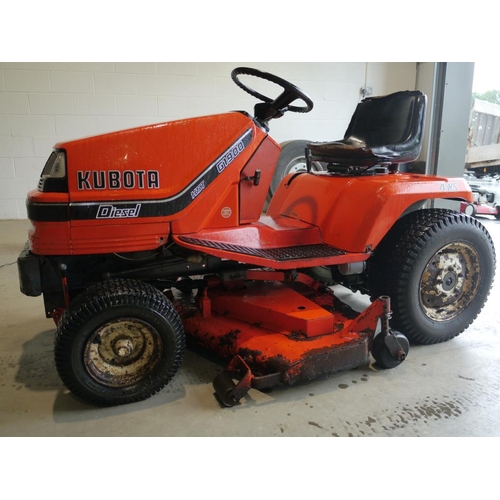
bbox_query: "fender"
[267,172,474,253]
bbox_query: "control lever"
[244,169,261,186]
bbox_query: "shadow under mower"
[17,67,495,407]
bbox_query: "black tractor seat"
[307,90,427,171]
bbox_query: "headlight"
[38,150,68,192]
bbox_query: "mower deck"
[175,272,390,406]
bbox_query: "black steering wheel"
[231,67,313,121]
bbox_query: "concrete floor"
[1,218,499,437]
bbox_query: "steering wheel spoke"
[273,89,298,112]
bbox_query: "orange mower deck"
[174,272,399,407]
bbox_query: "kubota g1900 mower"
[17,67,495,407]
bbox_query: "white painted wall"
[0,62,417,219]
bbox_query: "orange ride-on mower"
[17,67,495,407]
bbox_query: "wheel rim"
[419,242,481,322]
[84,318,163,388]
[285,156,324,175]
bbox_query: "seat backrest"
[344,90,426,158]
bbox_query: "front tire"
[369,209,495,344]
[54,279,185,406]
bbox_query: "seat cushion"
[307,90,426,167]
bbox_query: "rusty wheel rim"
[84,318,163,388]
[419,242,481,322]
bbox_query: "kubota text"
[77,170,160,190]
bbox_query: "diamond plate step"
[178,236,345,261]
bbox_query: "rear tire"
[368,209,495,344]
[268,140,327,200]
[54,279,185,406]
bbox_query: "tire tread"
[369,209,495,344]
[55,279,185,406]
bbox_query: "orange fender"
[267,172,473,253]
